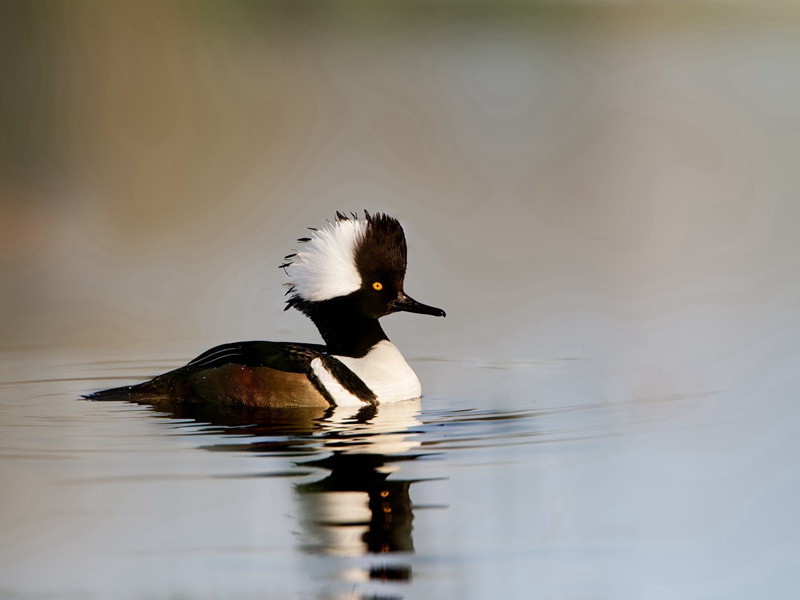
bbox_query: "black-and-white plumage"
[86,211,445,408]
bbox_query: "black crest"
[357,211,408,290]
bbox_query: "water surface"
[1,347,797,599]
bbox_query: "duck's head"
[282,211,445,321]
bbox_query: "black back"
[185,340,326,373]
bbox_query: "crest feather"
[284,215,367,302]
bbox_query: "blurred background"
[1,0,798,392]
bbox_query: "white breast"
[311,340,421,406]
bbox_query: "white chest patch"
[335,341,421,405]
[310,341,421,406]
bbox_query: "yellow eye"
[372,281,383,291]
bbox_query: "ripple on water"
[0,355,733,600]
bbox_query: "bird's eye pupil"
[372,282,383,291]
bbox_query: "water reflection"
[0,355,747,599]
[297,450,417,557]
[125,395,429,594]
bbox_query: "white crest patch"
[286,218,367,302]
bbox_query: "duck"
[85,211,445,408]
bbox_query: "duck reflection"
[134,396,428,591]
[296,401,424,561]
[297,439,417,557]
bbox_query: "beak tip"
[392,292,446,318]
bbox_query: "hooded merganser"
[86,211,445,408]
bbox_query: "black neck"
[300,296,388,358]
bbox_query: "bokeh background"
[2,0,799,393]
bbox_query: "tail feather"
[83,384,140,401]
[83,375,184,406]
